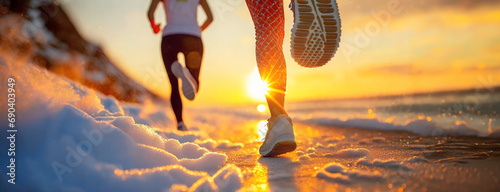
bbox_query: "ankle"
[269,113,288,122]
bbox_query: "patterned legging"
[246,0,287,92]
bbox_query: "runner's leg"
[246,0,288,122]
[180,35,204,89]
[161,35,183,123]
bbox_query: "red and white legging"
[246,0,287,92]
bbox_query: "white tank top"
[162,0,201,37]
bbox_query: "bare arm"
[199,0,213,31]
[148,0,161,21]
[148,0,162,34]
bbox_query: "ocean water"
[286,90,500,136]
[198,90,500,137]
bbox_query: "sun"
[247,67,269,101]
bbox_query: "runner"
[245,0,341,156]
[148,0,213,131]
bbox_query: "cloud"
[358,61,500,78]
[340,0,500,16]
[412,0,500,10]
[357,64,447,77]
[340,0,500,31]
[463,65,500,72]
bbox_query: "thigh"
[246,0,284,32]
[161,35,180,77]
[179,35,204,69]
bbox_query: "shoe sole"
[291,0,341,68]
[171,62,197,101]
[262,141,297,157]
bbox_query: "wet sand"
[196,113,500,192]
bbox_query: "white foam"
[213,165,243,192]
[316,172,351,183]
[156,129,203,143]
[301,117,499,138]
[296,151,305,156]
[316,162,384,184]
[324,148,370,159]
[346,169,384,181]
[316,143,337,149]
[357,159,412,171]
[0,56,242,191]
[323,163,346,173]
[121,100,172,129]
[298,155,311,162]
[196,139,244,150]
[306,147,316,153]
[407,156,430,163]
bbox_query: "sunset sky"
[61,0,500,106]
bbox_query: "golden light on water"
[247,67,269,101]
[367,109,377,119]
[257,104,266,113]
[251,163,269,191]
[257,120,268,140]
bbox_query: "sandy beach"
[2,1,500,191]
[186,110,500,192]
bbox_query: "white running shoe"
[177,122,188,131]
[259,115,297,157]
[171,61,198,100]
[290,0,341,68]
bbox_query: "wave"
[297,116,500,138]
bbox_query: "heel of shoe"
[171,61,197,100]
[262,140,297,157]
[171,61,183,78]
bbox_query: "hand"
[150,19,161,34]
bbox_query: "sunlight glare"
[257,120,268,140]
[247,67,269,101]
[257,104,266,113]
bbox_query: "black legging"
[161,34,204,123]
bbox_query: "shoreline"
[207,121,500,191]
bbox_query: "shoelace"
[260,119,271,141]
